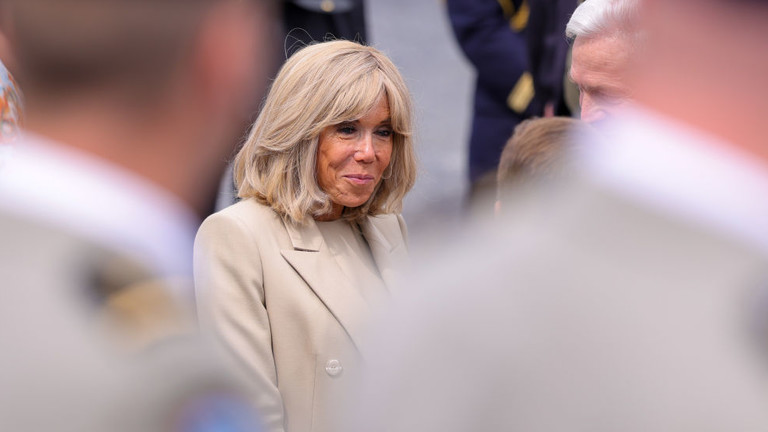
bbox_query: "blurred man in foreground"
[0,0,275,429]
[348,0,768,430]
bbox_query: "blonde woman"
[193,40,417,432]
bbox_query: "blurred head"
[566,0,641,123]
[633,0,768,160]
[234,40,417,224]
[496,117,585,212]
[3,0,275,213]
[8,0,255,104]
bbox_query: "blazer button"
[325,359,343,377]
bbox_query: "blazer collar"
[358,217,396,253]
[359,216,408,292]
[281,217,369,351]
[284,218,323,252]
[280,216,406,353]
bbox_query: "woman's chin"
[336,196,371,210]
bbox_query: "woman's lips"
[343,174,375,185]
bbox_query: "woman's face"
[316,95,393,220]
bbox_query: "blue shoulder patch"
[176,392,262,432]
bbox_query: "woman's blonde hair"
[234,40,417,224]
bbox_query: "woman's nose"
[353,133,376,163]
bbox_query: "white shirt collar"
[0,133,198,287]
[579,106,768,254]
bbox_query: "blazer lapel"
[359,216,409,292]
[280,219,370,351]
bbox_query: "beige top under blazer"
[193,199,408,432]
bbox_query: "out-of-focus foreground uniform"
[346,109,768,431]
[0,214,260,432]
[194,198,408,432]
[0,137,262,431]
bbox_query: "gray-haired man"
[567,0,639,123]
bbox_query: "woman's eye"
[337,125,356,135]
[376,129,393,138]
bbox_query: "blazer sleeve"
[193,212,285,432]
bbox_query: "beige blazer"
[193,199,408,432]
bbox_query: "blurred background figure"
[445,0,537,197]
[445,0,579,214]
[345,0,768,430]
[283,0,367,49]
[0,0,276,429]
[566,0,639,123]
[495,116,585,214]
